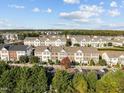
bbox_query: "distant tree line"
[18,32,41,40]
[61,30,124,36]
[1,29,124,38]
[0,62,124,93]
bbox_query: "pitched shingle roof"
[0,44,29,51]
[100,51,124,58]
[24,37,38,41]
[35,46,99,54]
[9,45,29,51]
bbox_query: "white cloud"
[8,4,25,9]
[64,0,80,4]
[98,23,124,30]
[109,9,120,17]
[74,18,103,24]
[32,7,52,13]
[60,5,104,23]
[0,18,12,28]
[100,2,104,5]
[46,8,52,13]
[120,0,124,8]
[32,7,41,12]
[110,1,118,7]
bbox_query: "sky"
[0,0,124,30]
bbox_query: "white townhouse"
[44,38,51,46]
[111,39,124,47]
[74,49,84,63]
[69,35,109,48]
[2,33,18,41]
[119,55,124,65]
[13,45,32,61]
[58,49,68,61]
[101,51,124,66]
[34,46,99,64]
[41,48,52,62]
[0,45,10,61]
[42,36,66,46]
[35,46,52,62]
[34,38,41,46]
[54,38,66,46]
[24,36,66,47]
[0,44,32,61]
[24,37,40,46]
[82,47,99,64]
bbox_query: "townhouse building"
[101,51,124,66]
[2,33,18,41]
[24,36,66,47]
[24,35,124,48]
[111,39,124,47]
[0,44,32,61]
[69,35,111,48]
[34,46,99,64]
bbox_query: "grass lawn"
[98,47,124,51]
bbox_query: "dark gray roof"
[0,44,11,50]
[9,45,29,51]
[0,44,29,51]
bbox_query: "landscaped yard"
[98,46,124,51]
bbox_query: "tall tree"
[14,68,30,93]
[28,66,48,93]
[29,56,39,63]
[0,62,9,76]
[89,59,95,66]
[72,73,87,93]
[66,39,72,47]
[52,70,71,93]
[19,56,29,63]
[0,70,13,93]
[96,70,124,93]
[85,71,97,93]
[60,57,71,69]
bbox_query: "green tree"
[52,70,71,93]
[98,56,107,66]
[14,68,30,93]
[73,73,87,93]
[29,56,39,63]
[89,59,95,66]
[0,70,13,93]
[74,43,80,47]
[119,78,124,93]
[0,62,9,75]
[108,42,112,46]
[99,59,107,66]
[66,39,72,47]
[19,56,29,63]
[85,71,97,93]
[65,81,76,93]
[96,70,124,93]
[0,38,4,44]
[28,66,48,93]
[48,59,54,65]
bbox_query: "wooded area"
[0,62,124,93]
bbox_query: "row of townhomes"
[101,51,124,65]
[34,46,99,64]
[24,35,124,47]
[34,46,124,65]
[0,44,32,61]
[2,33,18,41]
[0,44,124,66]
[24,36,66,47]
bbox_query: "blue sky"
[0,0,124,30]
